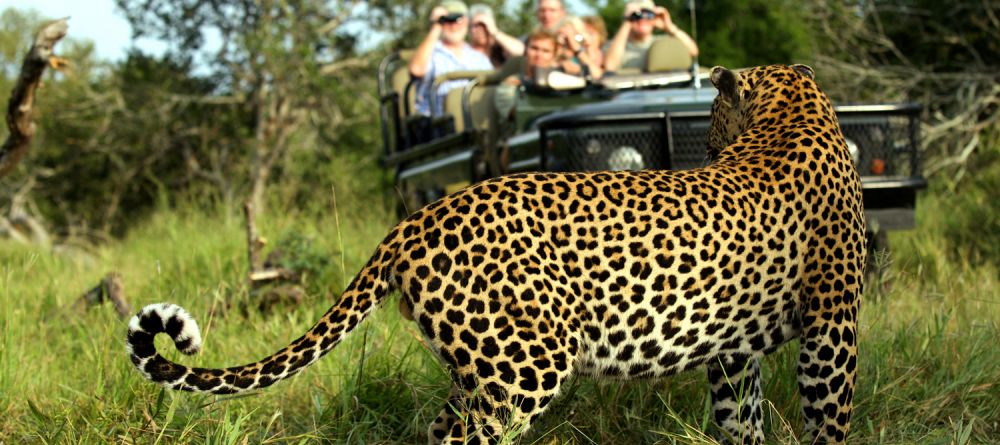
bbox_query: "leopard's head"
[706,64,816,161]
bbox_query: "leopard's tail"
[126,238,397,395]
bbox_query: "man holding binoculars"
[603,0,699,73]
[410,0,494,115]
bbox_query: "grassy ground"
[2,183,999,444]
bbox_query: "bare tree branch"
[0,18,69,179]
[316,1,356,35]
[809,2,1000,183]
[0,175,50,245]
[318,57,369,76]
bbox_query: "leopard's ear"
[710,66,739,107]
[791,64,815,80]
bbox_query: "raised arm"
[409,7,448,78]
[655,6,698,57]
[603,2,646,73]
[480,15,525,57]
[557,21,604,80]
[603,20,633,73]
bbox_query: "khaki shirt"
[619,37,655,71]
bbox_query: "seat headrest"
[645,37,692,73]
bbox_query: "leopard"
[127,64,864,444]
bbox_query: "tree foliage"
[586,0,813,69]
[114,0,380,212]
[806,0,999,184]
[1,4,383,238]
[1,1,996,243]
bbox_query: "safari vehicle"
[376,39,926,258]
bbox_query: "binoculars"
[626,9,656,21]
[438,14,464,24]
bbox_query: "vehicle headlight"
[585,138,602,156]
[845,137,860,165]
[608,146,645,171]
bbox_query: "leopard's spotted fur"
[127,64,863,444]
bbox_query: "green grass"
[2,184,999,444]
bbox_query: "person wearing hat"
[409,0,494,115]
[603,0,698,73]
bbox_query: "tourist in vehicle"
[603,0,698,73]
[556,16,605,81]
[409,0,494,115]
[493,29,560,121]
[518,29,560,88]
[581,15,608,69]
[535,0,566,33]
[469,4,525,66]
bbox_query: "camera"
[626,9,656,22]
[438,13,463,24]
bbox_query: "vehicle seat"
[428,70,493,135]
[467,83,496,136]
[645,36,692,73]
[378,50,416,155]
[484,56,524,85]
[390,50,416,117]
[443,87,467,133]
[441,79,496,135]
[470,81,503,176]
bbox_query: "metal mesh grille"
[668,115,712,170]
[838,112,918,177]
[536,107,918,179]
[543,121,667,172]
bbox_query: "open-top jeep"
[377,39,925,267]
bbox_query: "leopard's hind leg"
[433,326,579,444]
[708,356,764,444]
[428,385,464,445]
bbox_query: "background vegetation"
[1,0,998,443]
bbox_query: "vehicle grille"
[838,111,920,177]
[540,107,920,178]
[541,117,669,172]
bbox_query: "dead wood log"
[1,176,51,245]
[242,201,304,314]
[0,18,69,179]
[243,200,297,287]
[252,284,305,314]
[78,272,132,319]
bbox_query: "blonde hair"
[556,16,585,35]
[582,15,607,46]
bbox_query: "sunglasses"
[626,9,656,22]
[438,14,464,24]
